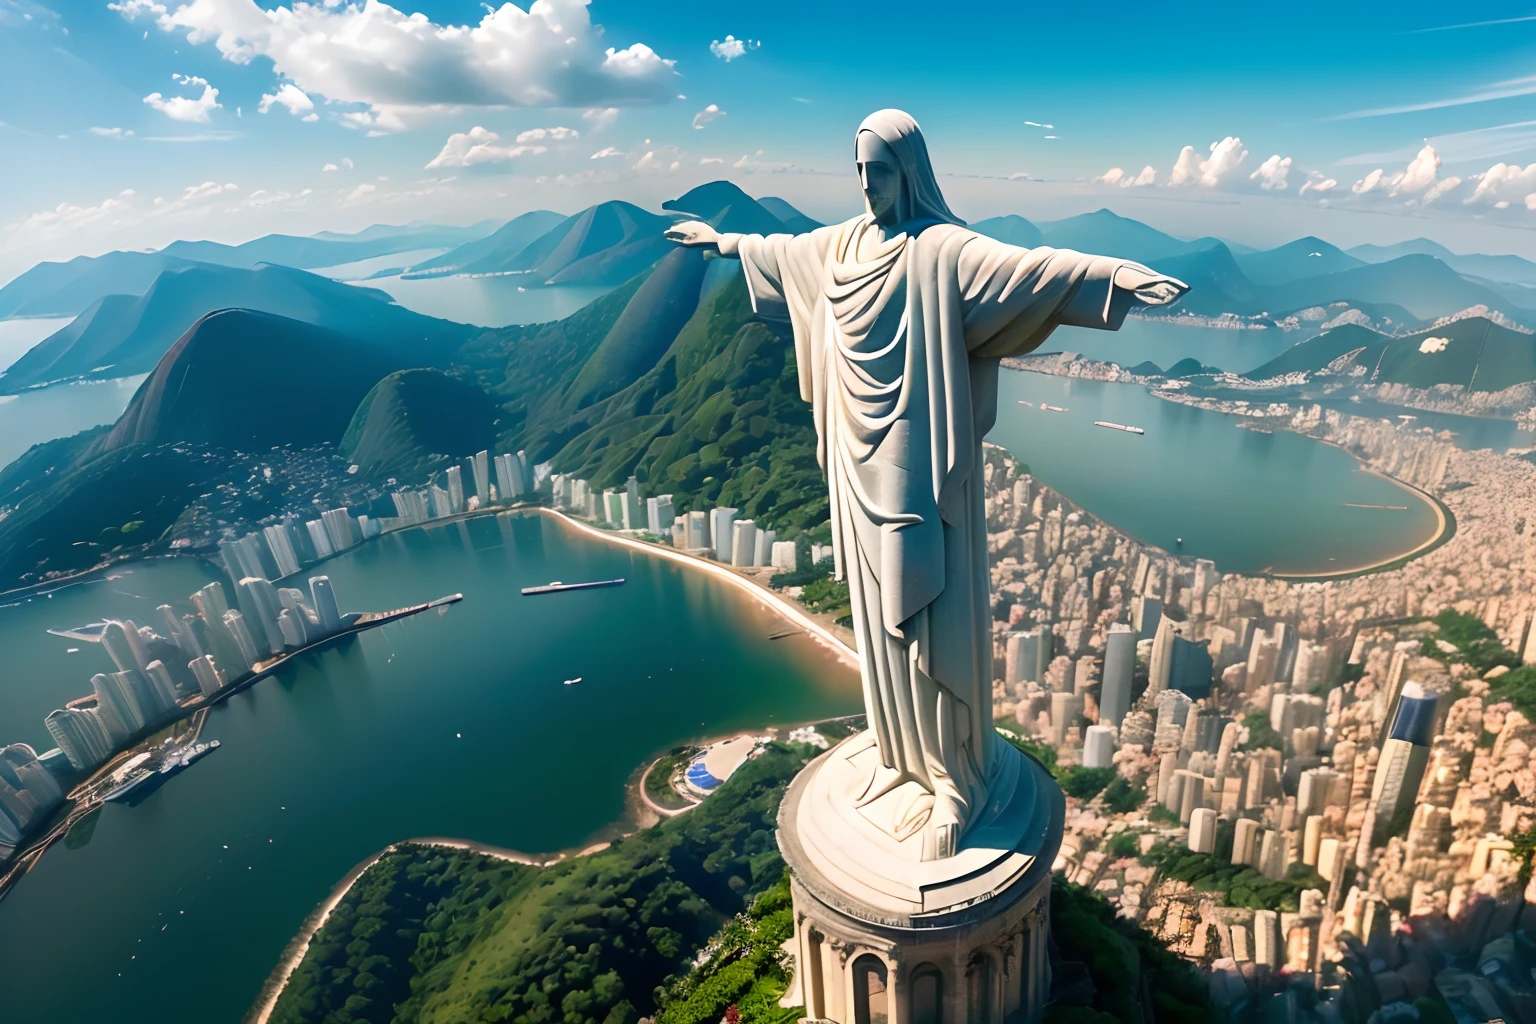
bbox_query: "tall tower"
[1100,623,1135,726]
[1369,682,1437,844]
[310,576,343,635]
[470,450,490,507]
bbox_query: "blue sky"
[6,0,1536,276]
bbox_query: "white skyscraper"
[602,489,623,525]
[45,708,112,771]
[770,540,798,571]
[144,660,179,707]
[102,619,151,676]
[158,604,202,659]
[646,495,674,536]
[621,482,643,531]
[1100,623,1136,727]
[238,576,287,656]
[1188,807,1218,855]
[1082,724,1117,769]
[731,520,758,567]
[311,576,343,635]
[446,465,466,514]
[90,672,140,742]
[223,610,262,668]
[306,519,335,560]
[710,507,738,562]
[277,609,306,648]
[470,450,490,507]
[687,511,710,551]
[264,523,303,577]
[321,508,358,553]
[189,655,225,697]
[495,453,523,501]
[753,529,776,568]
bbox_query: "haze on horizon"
[8,0,1536,277]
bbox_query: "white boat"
[1040,403,1068,413]
[1094,420,1145,435]
[564,677,582,686]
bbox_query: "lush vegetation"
[1141,844,1326,913]
[796,576,851,626]
[1100,776,1146,815]
[644,746,698,812]
[767,556,833,591]
[1058,766,1117,801]
[271,744,811,1024]
[652,872,800,1024]
[1239,711,1283,752]
[995,723,1061,775]
[1045,876,1210,1024]
[1422,609,1520,675]
[1104,831,1140,859]
[341,368,502,482]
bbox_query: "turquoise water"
[0,515,860,1023]
[0,375,146,470]
[357,276,614,328]
[1048,317,1313,374]
[987,370,1443,575]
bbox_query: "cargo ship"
[1093,420,1145,435]
[521,578,626,596]
[104,740,221,804]
[1040,403,1069,413]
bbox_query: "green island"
[270,742,1209,1024]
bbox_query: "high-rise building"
[45,708,112,771]
[321,508,359,553]
[1252,909,1282,969]
[1168,635,1214,700]
[278,587,315,636]
[446,465,466,515]
[754,529,776,567]
[770,540,798,571]
[470,450,490,507]
[1048,692,1082,746]
[647,495,674,536]
[392,488,430,524]
[144,661,179,710]
[516,450,534,493]
[102,619,151,676]
[1005,628,1050,685]
[1146,613,1179,697]
[1369,682,1437,844]
[1082,724,1116,769]
[277,609,306,648]
[189,655,225,697]
[1188,807,1217,854]
[1232,818,1261,866]
[306,519,335,560]
[495,453,523,501]
[310,576,343,635]
[731,520,758,567]
[90,672,140,741]
[621,482,643,531]
[222,610,261,669]
[1133,595,1163,640]
[710,507,738,562]
[157,604,203,659]
[1100,623,1135,726]
[264,523,303,577]
[686,510,710,551]
[238,576,287,656]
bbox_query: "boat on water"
[521,578,626,596]
[1094,420,1145,435]
[1040,403,1068,413]
[768,628,800,640]
[564,677,582,686]
[104,740,220,804]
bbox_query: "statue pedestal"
[777,731,1065,1024]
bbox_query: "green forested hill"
[463,251,827,534]
[341,368,502,480]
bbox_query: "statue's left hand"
[1114,265,1189,306]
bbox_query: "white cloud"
[1098,167,1125,184]
[322,162,339,172]
[88,126,135,137]
[1419,336,1450,354]
[1397,144,1441,194]
[1351,145,1462,205]
[143,73,221,123]
[1299,172,1337,196]
[700,156,724,165]
[1421,174,1463,206]
[1099,165,1154,188]
[1526,193,1536,211]
[3,189,136,244]
[1168,137,1248,188]
[116,0,678,132]
[1351,168,1387,194]
[258,82,316,121]
[709,35,759,61]
[590,146,623,159]
[426,126,562,168]
[1024,120,1054,129]
[582,106,619,132]
[692,103,724,130]
[344,182,376,204]
[1248,153,1292,191]
[1466,161,1536,204]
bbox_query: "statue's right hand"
[664,220,721,250]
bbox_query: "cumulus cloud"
[1248,153,1292,191]
[113,0,678,132]
[425,125,571,168]
[345,182,376,204]
[709,35,759,61]
[88,126,135,137]
[590,146,622,159]
[143,73,220,123]
[4,189,136,243]
[1299,172,1338,196]
[1466,161,1536,205]
[1168,137,1249,188]
[258,82,316,121]
[692,103,724,130]
[1098,165,1155,188]
[1350,145,1462,205]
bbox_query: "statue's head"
[855,109,963,229]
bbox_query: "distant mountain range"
[402,211,566,277]
[0,262,469,393]
[1348,237,1536,289]
[1245,315,1536,392]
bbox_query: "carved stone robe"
[726,214,1154,856]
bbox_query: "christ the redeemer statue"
[667,109,1187,861]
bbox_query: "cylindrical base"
[777,733,1064,1024]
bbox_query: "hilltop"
[340,368,502,480]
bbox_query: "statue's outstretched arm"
[663,220,738,257]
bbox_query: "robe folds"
[725,214,1155,856]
